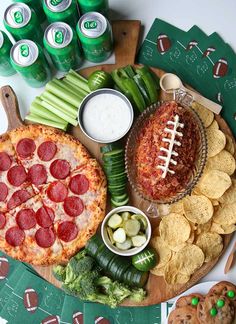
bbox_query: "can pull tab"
[84,21,98,29]
[14,11,23,24]
[55,31,64,44]
[50,0,63,6]
[20,44,29,57]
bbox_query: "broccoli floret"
[52,265,66,282]
[70,256,95,274]
[69,250,95,275]
[129,288,146,302]
[64,264,77,284]
[73,249,87,261]
[96,276,139,305]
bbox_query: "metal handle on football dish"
[138,201,159,218]
[159,73,222,114]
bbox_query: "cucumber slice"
[108,171,126,179]
[111,194,129,204]
[103,149,124,157]
[131,214,148,230]
[106,226,115,244]
[116,238,132,250]
[85,234,103,257]
[111,196,129,207]
[123,266,149,287]
[104,166,125,176]
[107,213,122,229]
[131,235,147,247]
[109,188,127,196]
[98,247,116,269]
[107,255,131,281]
[108,183,126,190]
[108,180,127,188]
[132,247,157,271]
[113,228,126,243]
[108,176,127,185]
[124,219,141,237]
[104,160,125,167]
[121,211,131,221]
[100,143,121,154]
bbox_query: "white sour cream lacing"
[157,114,184,178]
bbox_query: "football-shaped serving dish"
[125,101,207,204]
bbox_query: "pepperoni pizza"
[0,125,107,265]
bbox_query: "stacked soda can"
[1,0,113,87]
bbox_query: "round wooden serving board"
[0,20,235,306]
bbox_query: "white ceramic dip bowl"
[78,89,134,143]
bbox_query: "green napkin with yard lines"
[83,301,173,324]
[0,267,65,324]
[0,251,174,324]
[137,18,236,137]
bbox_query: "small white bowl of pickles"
[101,206,151,256]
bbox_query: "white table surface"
[0,0,235,287]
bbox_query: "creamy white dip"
[82,92,133,142]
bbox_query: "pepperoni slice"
[57,221,78,242]
[16,209,36,230]
[7,165,27,186]
[0,182,8,202]
[7,189,31,210]
[5,227,25,246]
[37,141,57,161]
[63,196,84,217]
[16,138,36,158]
[47,182,68,202]
[35,227,55,248]
[36,206,55,228]
[69,174,89,195]
[0,213,6,229]
[0,152,12,171]
[28,164,47,186]
[50,159,70,179]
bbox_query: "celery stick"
[62,79,89,97]
[25,114,68,131]
[51,79,84,100]
[69,69,88,83]
[30,101,65,123]
[65,74,90,93]
[40,99,78,126]
[46,81,82,108]
[38,96,74,119]
[41,91,78,118]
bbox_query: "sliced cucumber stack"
[101,145,129,207]
[85,234,149,287]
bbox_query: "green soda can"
[76,12,113,63]
[44,22,82,72]
[77,0,109,18]
[12,0,46,24]
[0,31,16,77]
[43,0,79,28]
[10,39,51,88]
[4,3,44,45]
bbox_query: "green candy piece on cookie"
[210,308,217,317]
[191,297,199,306]
[227,290,235,298]
[217,299,225,308]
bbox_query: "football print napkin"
[137,18,236,137]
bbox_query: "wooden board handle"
[0,85,24,131]
[112,20,141,66]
